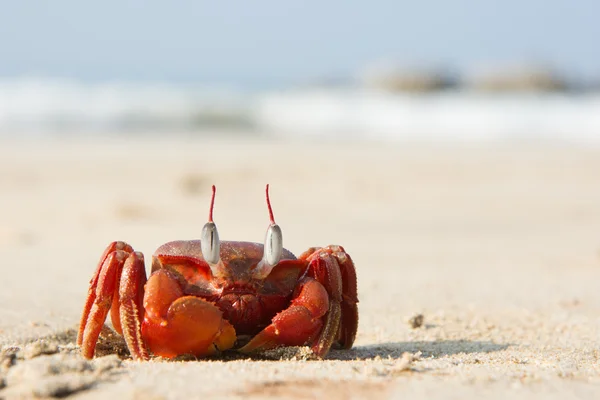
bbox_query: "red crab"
[77,185,358,360]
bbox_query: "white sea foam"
[255,89,600,144]
[0,78,599,143]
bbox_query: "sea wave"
[0,78,254,132]
[0,78,599,143]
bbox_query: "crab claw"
[239,277,329,354]
[141,269,236,358]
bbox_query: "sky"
[0,1,597,86]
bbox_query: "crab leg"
[117,252,148,360]
[303,247,345,356]
[328,246,358,348]
[304,245,358,351]
[77,241,133,346]
[78,247,129,358]
[78,241,149,360]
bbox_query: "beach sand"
[0,135,599,399]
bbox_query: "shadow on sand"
[326,340,511,361]
[26,328,509,363]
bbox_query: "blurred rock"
[464,64,568,92]
[360,63,456,92]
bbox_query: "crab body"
[153,240,299,335]
[77,187,358,360]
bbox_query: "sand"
[0,135,599,399]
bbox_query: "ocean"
[0,77,599,144]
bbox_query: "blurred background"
[0,0,599,142]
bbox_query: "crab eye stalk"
[253,184,283,279]
[201,185,221,265]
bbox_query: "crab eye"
[201,185,220,265]
[264,223,282,266]
[201,221,220,265]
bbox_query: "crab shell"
[77,239,358,360]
